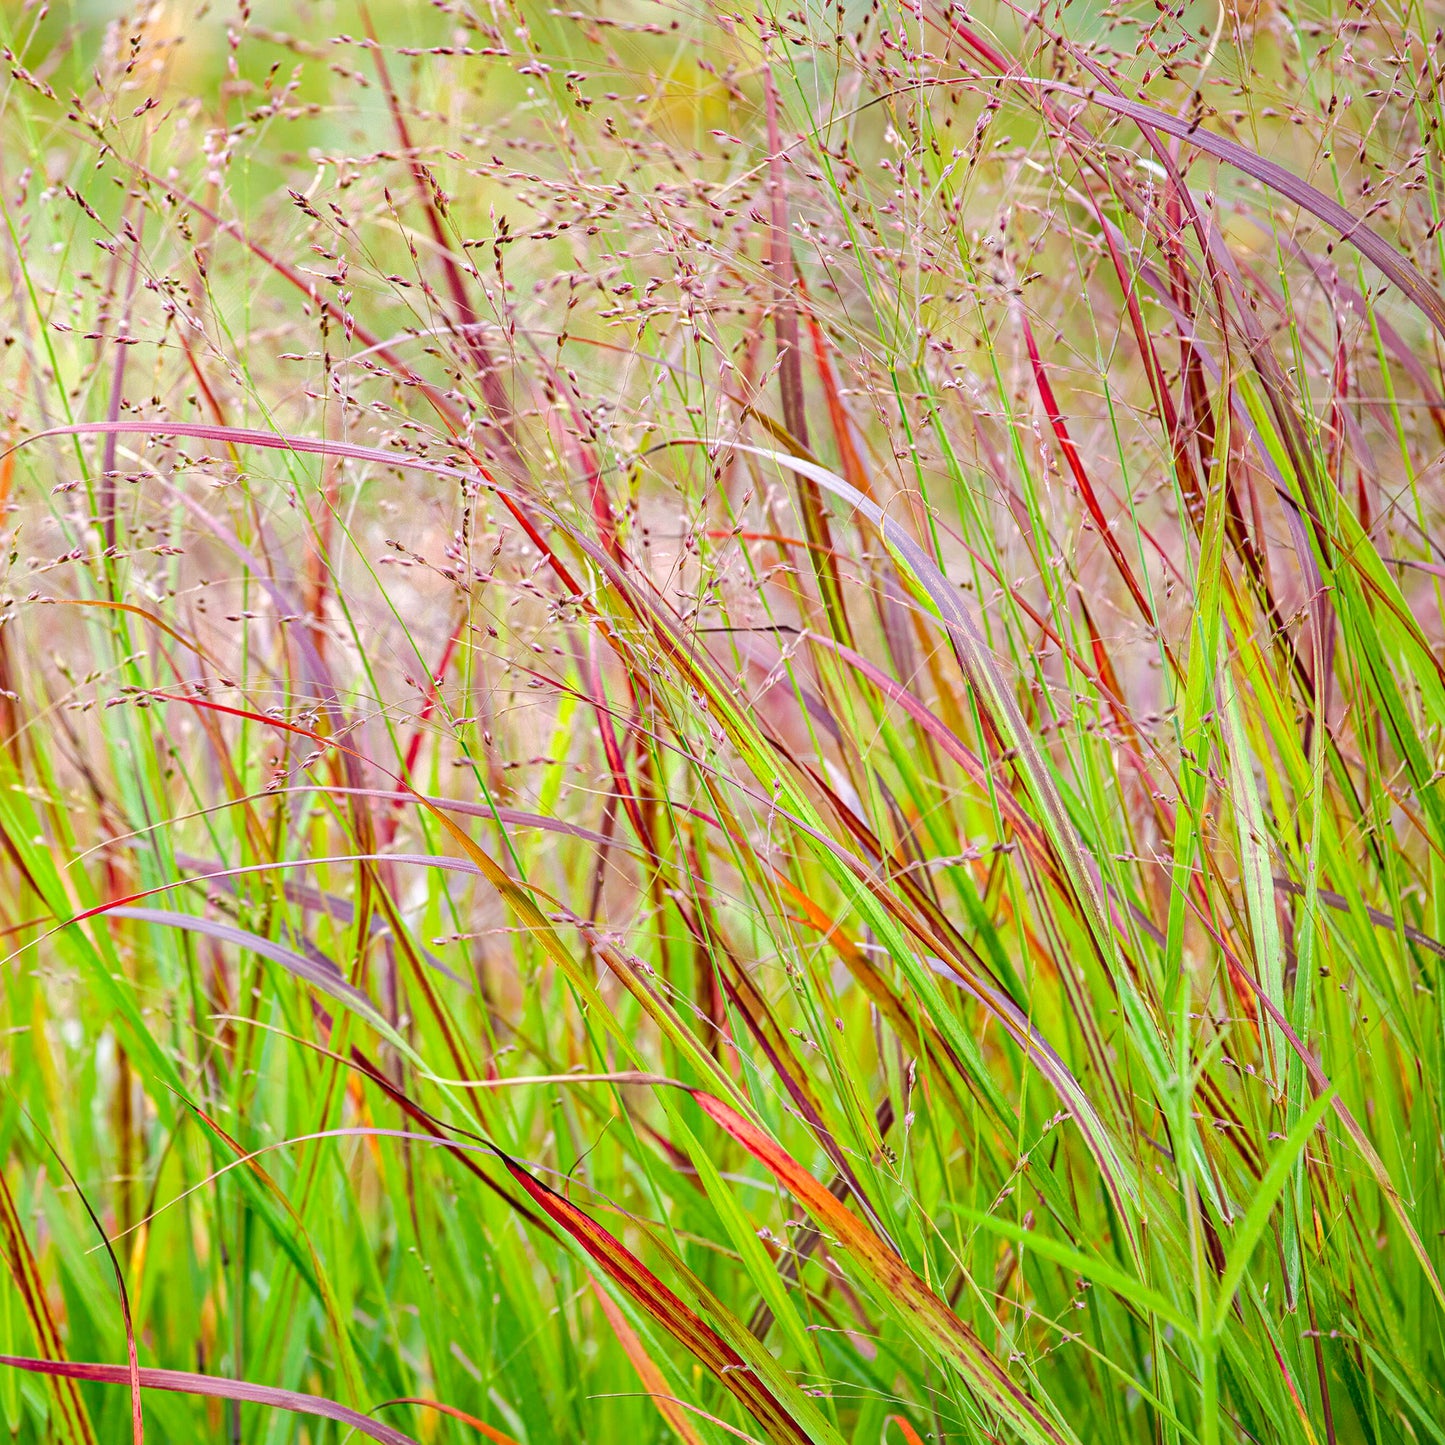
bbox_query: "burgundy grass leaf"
[1020,81,1445,342]
[101,906,384,1022]
[0,1357,418,1445]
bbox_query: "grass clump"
[2,0,1445,1441]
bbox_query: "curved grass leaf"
[0,1356,418,1445]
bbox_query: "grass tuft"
[2,0,1445,1441]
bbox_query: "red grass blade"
[376,1398,519,1444]
[1018,311,1157,628]
[496,1154,823,1445]
[0,1178,97,1445]
[689,1091,1074,1445]
[592,1282,708,1445]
